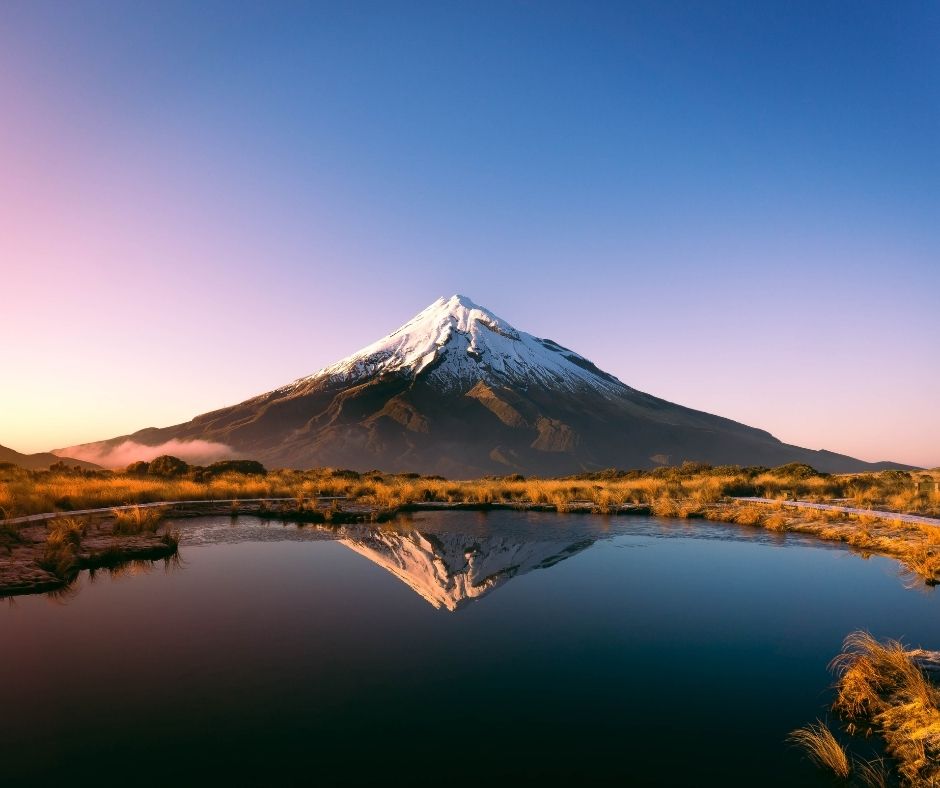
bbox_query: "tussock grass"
[39,517,88,578]
[827,631,940,786]
[4,460,940,582]
[160,527,181,550]
[46,517,87,547]
[788,720,851,778]
[853,758,890,788]
[2,461,933,521]
[112,505,164,535]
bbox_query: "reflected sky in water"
[2,511,939,786]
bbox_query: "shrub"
[773,463,824,480]
[147,455,190,477]
[205,460,267,477]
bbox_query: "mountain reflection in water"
[178,512,609,611]
[339,528,595,611]
[6,511,939,787]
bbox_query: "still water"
[2,511,938,786]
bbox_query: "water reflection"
[339,528,595,611]
[4,511,938,787]
[173,512,608,611]
[15,509,924,607]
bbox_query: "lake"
[2,511,938,786]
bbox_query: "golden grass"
[788,720,851,778]
[2,465,935,521]
[39,517,88,578]
[853,758,890,788]
[0,464,776,519]
[112,505,164,535]
[831,631,940,786]
[3,464,940,582]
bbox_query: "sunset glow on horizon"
[2,2,938,467]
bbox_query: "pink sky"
[2,3,938,468]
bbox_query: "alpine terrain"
[57,295,909,475]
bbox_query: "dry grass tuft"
[830,631,940,786]
[787,720,851,778]
[39,517,88,578]
[852,757,889,788]
[112,505,164,535]
[650,496,680,518]
[901,546,940,586]
[735,505,766,526]
[763,512,791,532]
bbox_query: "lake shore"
[3,492,939,598]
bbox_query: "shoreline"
[3,495,939,598]
[5,494,938,526]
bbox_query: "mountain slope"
[55,295,912,474]
[0,444,101,471]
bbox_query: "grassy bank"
[2,459,939,587]
[2,460,937,519]
[0,505,180,597]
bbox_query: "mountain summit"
[58,295,908,474]
[288,294,625,397]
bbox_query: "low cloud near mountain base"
[53,439,235,468]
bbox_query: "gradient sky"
[1,1,938,467]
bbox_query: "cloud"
[55,439,236,468]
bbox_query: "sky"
[1,1,938,467]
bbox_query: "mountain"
[0,444,101,471]
[339,527,595,611]
[55,295,913,475]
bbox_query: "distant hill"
[57,295,917,475]
[0,444,101,471]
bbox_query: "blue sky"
[1,1,938,465]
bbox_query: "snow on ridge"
[283,294,627,395]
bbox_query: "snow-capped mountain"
[57,294,909,474]
[286,294,625,397]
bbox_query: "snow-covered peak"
[418,294,520,338]
[291,294,627,395]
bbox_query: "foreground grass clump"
[792,631,940,786]
[112,505,164,534]
[832,631,940,786]
[787,720,851,779]
[39,517,88,578]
